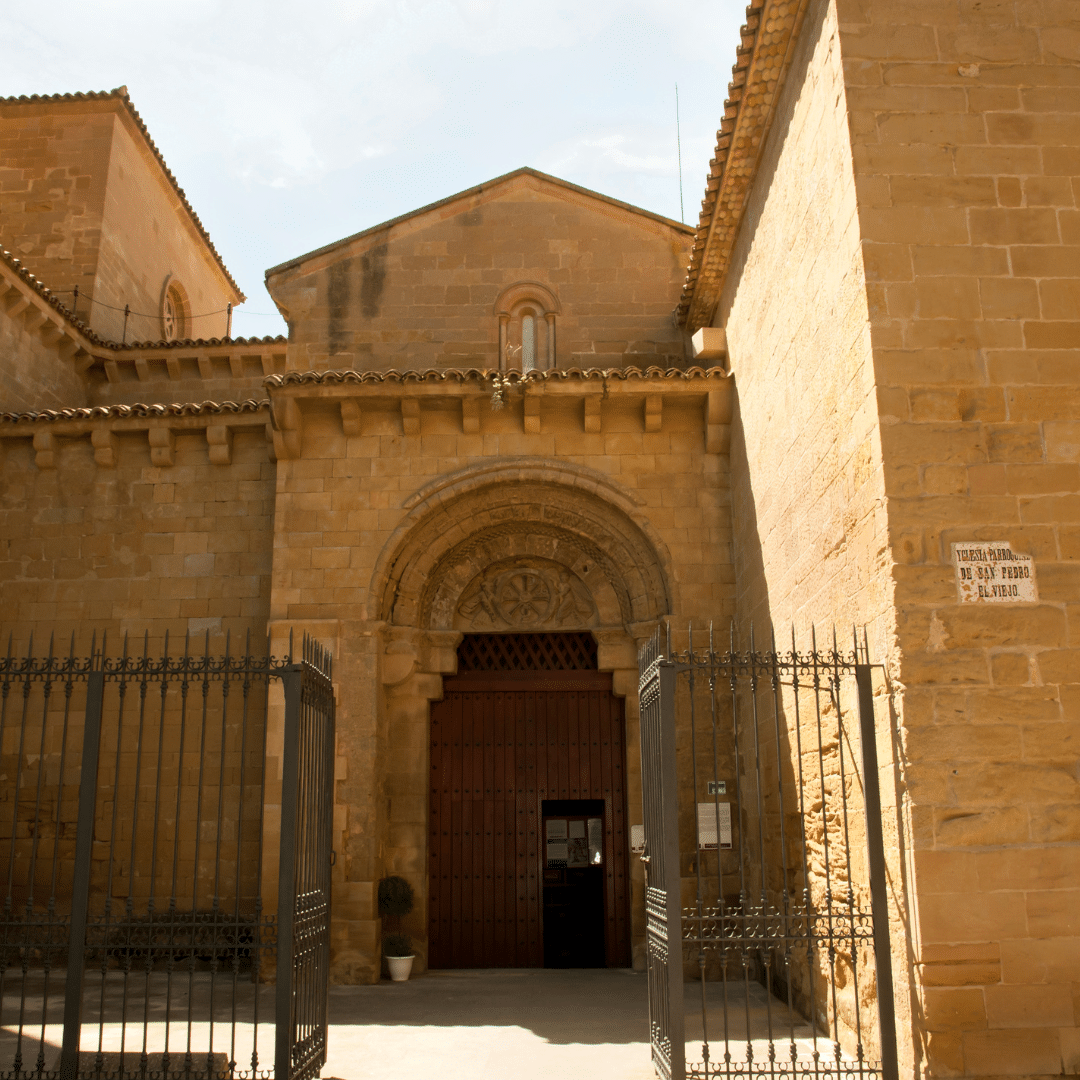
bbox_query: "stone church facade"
[2,1,1079,1077]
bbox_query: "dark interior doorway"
[427,633,630,969]
[541,799,607,968]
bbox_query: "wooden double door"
[428,669,630,968]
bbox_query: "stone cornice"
[264,366,733,460]
[264,365,728,390]
[0,400,268,427]
[675,0,811,332]
[1,88,244,301]
[0,399,271,468]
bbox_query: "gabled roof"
[675,0,810,331]
[265,167,694,279]
[0,87,245,302]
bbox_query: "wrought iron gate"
[0,632,334,1080]
[638,624,898,1080]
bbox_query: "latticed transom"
[456,632,598,671]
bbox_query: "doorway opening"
[428,632,630,969]
[541,799,607,968]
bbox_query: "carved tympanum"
[456,558,596,630]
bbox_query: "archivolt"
[369,464,674,629]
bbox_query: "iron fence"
[638,624,897,1080]
[0,631,334,1080]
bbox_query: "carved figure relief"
[456,558,596,630]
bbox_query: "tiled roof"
[265,365,727,388]
[0,87,245,302]
[675,0,810,332]
[0,246,284,351]
[1,400,269,425]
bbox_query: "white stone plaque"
[697,802,732,850]
[952,542,1037,604]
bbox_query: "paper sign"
[697,802,732,850]
[545,819,568,865]
[630,825,645,854]
[952,542,1037,604]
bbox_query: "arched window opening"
[160,276,190,342]
[493,282,561,374]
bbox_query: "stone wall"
[838,0,1080,1073]
[715,0,903,1064]
[0,300,88,413]
[0,423,274,646]
[0,101,112,314]
[0,96,240,344]
[266,171,693,373]
[93,110,238,343]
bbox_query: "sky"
[3,1,746,340]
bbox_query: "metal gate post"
[59,668,105,1080]
[658,660,685,1080]
[855,660,899,1080]
[275,666,303,1080]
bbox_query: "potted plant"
[382,931,414,982]
[378,875,415,981]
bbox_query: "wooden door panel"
[429,675,628,969]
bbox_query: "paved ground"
[3,967,829,1080]
[323,968,824,1080]
[324,968,656,1080]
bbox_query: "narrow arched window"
[160,276,190,341]
[493,282,561,373]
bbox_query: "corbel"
[166,357,183,380]
[524,394,541,434]
[39,317,65,346]
[461,397,480,434]
[72,348,97,376]
[4,293,31,320]
[206,425,233,465]
[104,360,120,384]
[22,307,47,334]
[584,396,602,434]
[91,427,118,468]
[271,396,302,459]
[706,388,732,454]
[644,394,662,433]
[340,400,362,436]
[265,423,278,464]
[135,357,151,381]
[401,398,420,436]
[148,426,175,467]
[197,356,213,380]
[229,354,245,378]
[56,332,80,362]
[33,430,56,470]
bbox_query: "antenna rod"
[676,83,685,224]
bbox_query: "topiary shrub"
[383,932,412,958]
[378,875,415,918]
